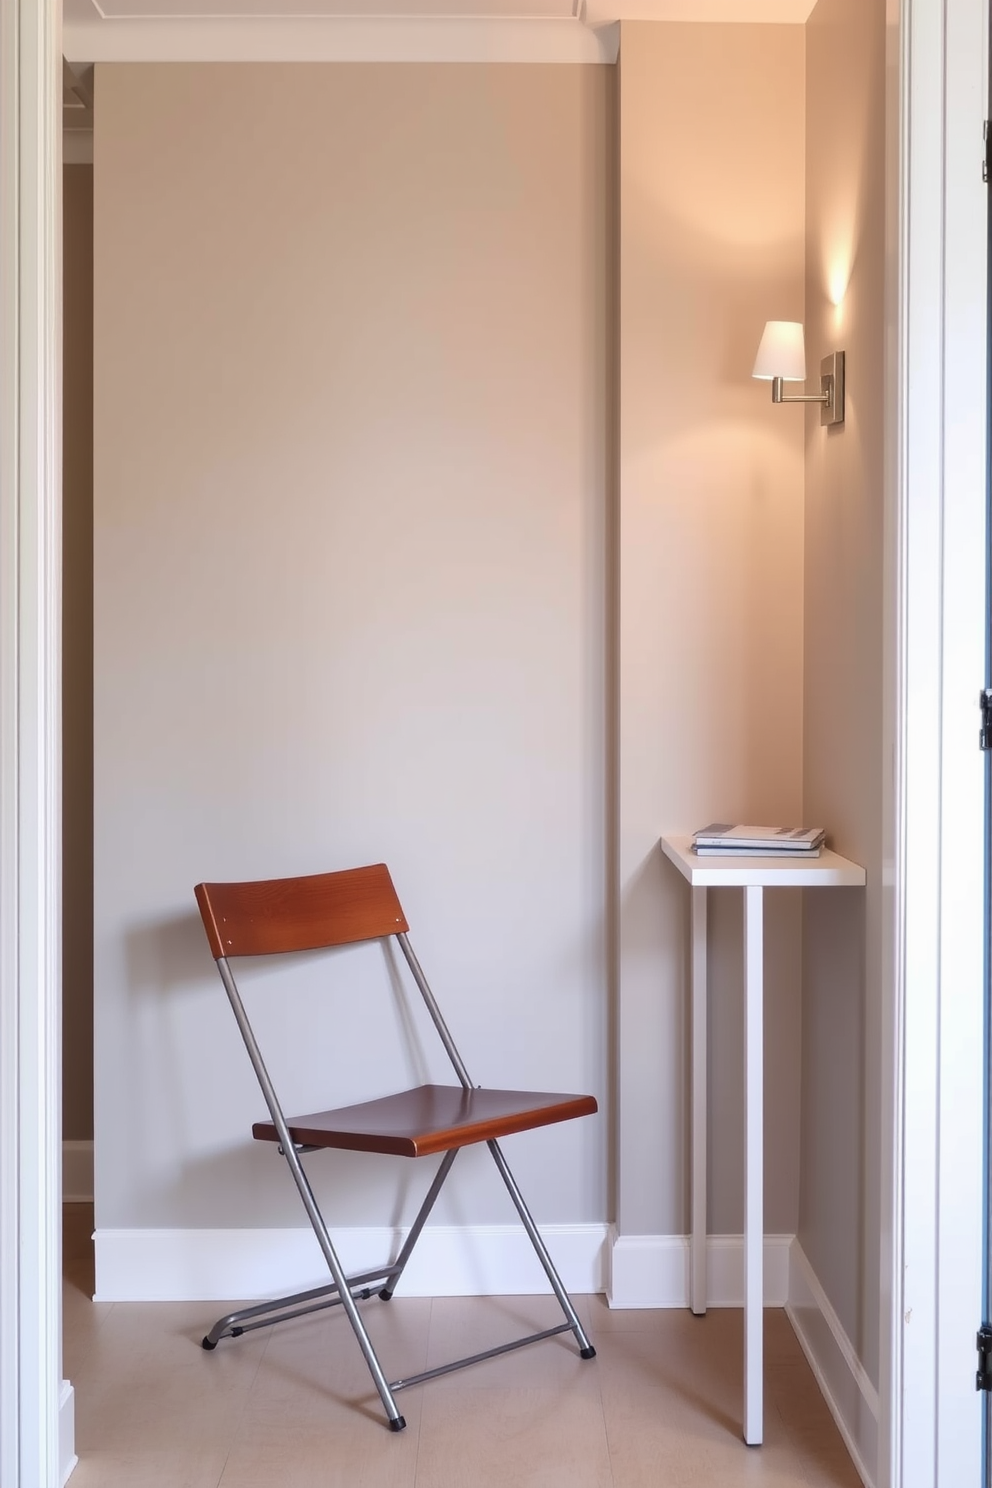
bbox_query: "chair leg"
[278,1143,409,1430]
[378,1148,459,1300]
[213,959,406,1427]
[486,1138,596,1360]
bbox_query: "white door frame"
[0,2,988,1486]
[0,0,64,1485]
[880,0,989,1486]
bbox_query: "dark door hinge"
[977,1325,992,1390]
[980,689,992,750]
[984,120,990,182]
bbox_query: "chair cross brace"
[390,1322,574,1392]
[202,1267,401,1347]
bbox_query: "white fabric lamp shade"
[752,320,806,382]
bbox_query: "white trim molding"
[94,1221,610,1302]
[58,1382,77,1488]
[788,1242,879,1488]
[58,0,819,65]
[606,1230,793,1310]
[96,1223,802,1308]
[62,14,620,63]
[69,0,815,18]
[880,1,988,1485]
[0,0,65,1484]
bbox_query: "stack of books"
[691,823,826,858]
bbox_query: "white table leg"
[743,884,764,1445]
[690,885,707,1316]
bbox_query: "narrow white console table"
[660,834,866,1446]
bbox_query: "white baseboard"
[786,1240,878,1488]
[607,1229,793,1309]
[94,1221,610,1302]
[59,1380,77,1485]
[62,1140,93,1203]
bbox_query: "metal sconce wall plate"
[819,351,845,426]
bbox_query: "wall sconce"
[752,321,845,427]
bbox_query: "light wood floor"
[64,1204,863,1488]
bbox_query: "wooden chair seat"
[252,1083,598,1158]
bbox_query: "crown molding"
[588,0,814,14]
[62,0,814,66]
[69,0,814,15]
[62,13,619,62]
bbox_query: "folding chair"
[194,862,598,1431]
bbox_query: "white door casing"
[0,0,64,1485]
[880,1,988,1485]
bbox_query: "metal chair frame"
[194,866,597,1432]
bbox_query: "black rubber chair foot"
[201,1337,217,1351]
[388,1415,407,1432]
[378,1288,394,1301]
[580,1346,597,1359]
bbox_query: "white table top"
[660,834,866,888]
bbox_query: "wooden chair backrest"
[195,863,409,960]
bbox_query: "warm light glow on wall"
[817,167,861,313]
[827,259,851,308]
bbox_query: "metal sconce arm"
[771,378,830,405]
[770,351,845,427]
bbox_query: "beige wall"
[63,163,94,1144]
[801,0,886,1385]
[616,23,806,1238]
[93,63,612,1229]
[91,35,886,1349]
